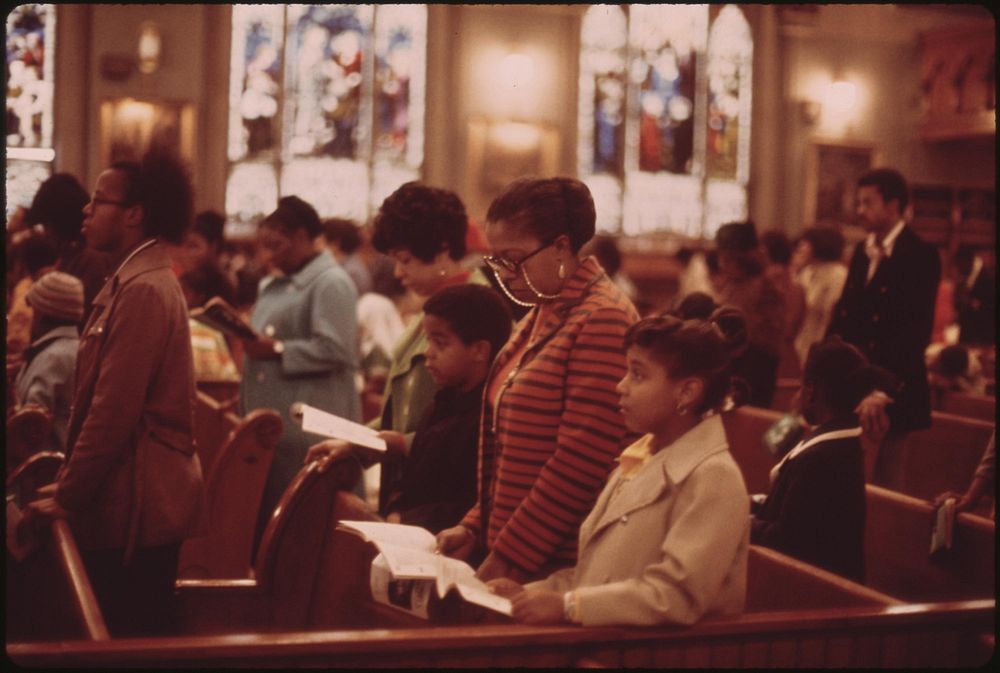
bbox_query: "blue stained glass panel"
[229,5,284,162]
[285,4,372,160]
[6,4,55,149]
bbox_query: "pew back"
[721,406,782,494]
[875,411,995,501]
[177,409,282,580]
[6,451,64,506]
[6,405,53,473]
[6,518,109,643]
[933,390,995,422]
[193,390,239,479]
[175,457,365,633]
[865,484,995,603]
[746,545,901,611]
[8,600,993,668]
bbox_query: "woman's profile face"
[389,247,452,297]
[485,220,563,303]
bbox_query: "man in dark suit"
[826,169,941,483]
[952,245,996,346]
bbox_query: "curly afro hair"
[371,182,468,262]
[111,148,194,244]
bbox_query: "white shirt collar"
[866,219,906,259]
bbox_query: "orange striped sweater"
[461,256,639,576]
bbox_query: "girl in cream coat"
[489,314,750,627]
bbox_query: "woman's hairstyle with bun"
[485,177,596,252]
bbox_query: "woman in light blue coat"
[240,196,360,553]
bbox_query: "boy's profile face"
[424,314,484,391]
[617,344,684,435]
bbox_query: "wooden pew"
[173,457,371,633]
[6,518,109,643]
[193,389,239,478]
[176,409,282,580]
[197,379,241,409]
[865,484,995,603]
[9,488,992,668]
[746,545,901,612]
[5,405,53,474]
[6,451,64,506]
[8,600,993,668]
[932,390,995,423]
[721,406,782,494]
[874,411,995,501]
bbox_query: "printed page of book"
[301,405,388,453]
[340,521,512,616]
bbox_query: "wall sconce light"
[499,51,536,92]
[798,77,859,126]
[137,22,162,75]
[823,78,858,118]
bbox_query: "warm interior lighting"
[138,22,161,74]
[823,79,858,117]
[488,121,541,151]
[499,52,536,91]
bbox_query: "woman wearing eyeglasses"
[437,177,639,583]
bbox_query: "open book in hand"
[190,297,259,341]
[298,404,387,456]
[338,520,512,619]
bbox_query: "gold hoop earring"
[676,403,688,416]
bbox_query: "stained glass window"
[227,4,425,235]
[703,4,752,238]
[6,4,56,218]
[579,5,628,233]
[578,4,752,239]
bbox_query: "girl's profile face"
[617,345,685,435]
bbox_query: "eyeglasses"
[89,195,132,208]
[483,240,554,275]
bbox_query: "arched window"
[6,3,56,219]
[226,4,426,236]
[578,4,752,240]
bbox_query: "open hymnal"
[338,520,512,619]
[298,404,387,455]
[190,297,259,341]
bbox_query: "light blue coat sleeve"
[280,271,358,376]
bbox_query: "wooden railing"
[7,599,993,668]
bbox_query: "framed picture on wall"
[802,139,880,230]
[99,97,196,167]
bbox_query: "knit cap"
[26,271,85,322]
